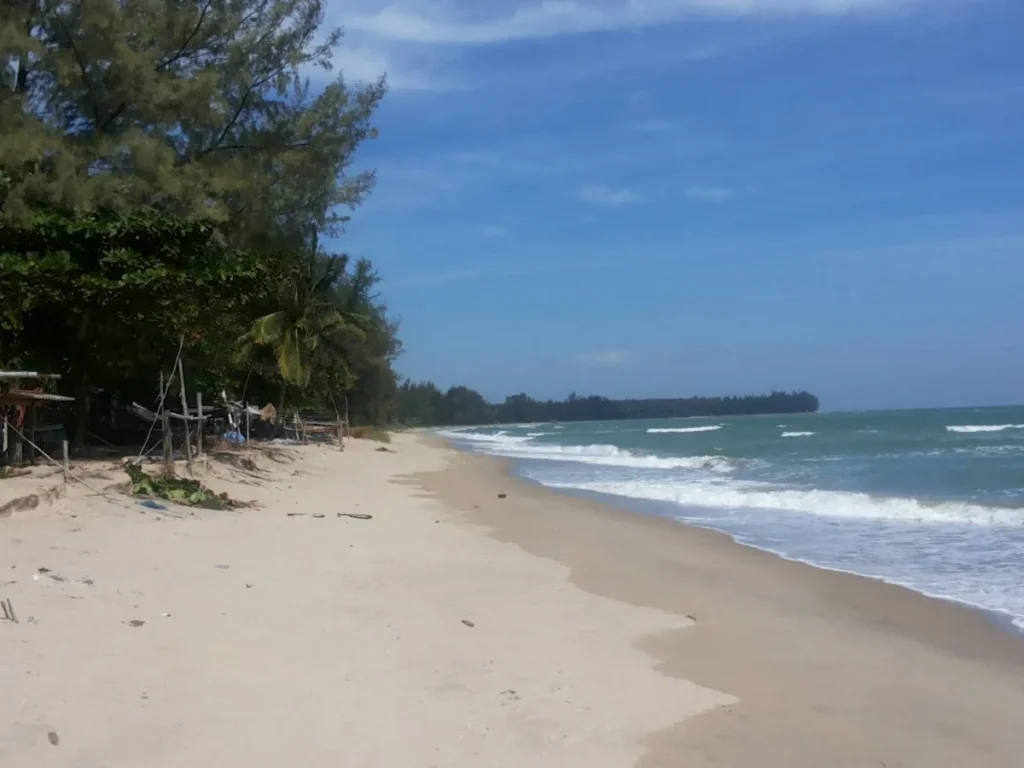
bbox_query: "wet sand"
[416,439,1024,767]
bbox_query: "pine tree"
[0,0,384,248]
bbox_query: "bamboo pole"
[176,359,193,474]
[28,402,36,463]
[161,407,174,478]
[195,392,203,457]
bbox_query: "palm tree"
[241,235,365,422]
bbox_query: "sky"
[324,0,1024,411]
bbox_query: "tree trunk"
[70,310,92,453]
[276,381,287,436]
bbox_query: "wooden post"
[12,414,22,465]
[245,405,251,444]
[195,392,203,457]
[28,402,37,463]
[176,359,193,474]
[62,440,69,483]
[337,417,344,452]
[161,408,174,478]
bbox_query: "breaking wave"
[548,479,1024,527]
[647,425,722,434]
[946,424,1024,434]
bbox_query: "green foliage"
[240,240,365,388]
[397,384,821,427]
[0,209,278,412]
[125,462,232,508]
[0,0,385,249]
[0,1,404,448]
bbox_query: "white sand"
[0,435,731,767]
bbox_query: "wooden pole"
[195,392,203,457]
[176,359,193,474]
[28,402,36,463]
[245,405,251,444]
[337,418,344,452]
[62,440,69,484]
[161,407,174,478]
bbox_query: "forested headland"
[395,384,819,427]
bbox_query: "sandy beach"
[3,433,1024,767]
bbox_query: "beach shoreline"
[3,433,1023,767]
[420,435,1024,766]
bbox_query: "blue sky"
[326,0,1023,411]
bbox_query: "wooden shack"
[0,372,74,466]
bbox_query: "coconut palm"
[240,236,365,420]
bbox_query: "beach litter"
[461,619,475,628]
[338,513,373,520]
[1,598,17,623]
[137,499,168,511]
[47,731,59,746]
[127,620,145,627]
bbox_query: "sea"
[438,406,1024,632]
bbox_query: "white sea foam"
[781,431,815,438]
[499,444,733,472]
[547,479,1024,527]
[647,425,722,434]
[946,424,1024,433]
[443,430,732,472]
[436,429,535,446]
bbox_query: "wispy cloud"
[577,349,631,366]
[579,183,643,206]
[348,1,910,45]
[685,185,737,202]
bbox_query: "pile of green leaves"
[124,463,233,509]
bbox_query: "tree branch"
[61,21,102,128]
[155,0,214,73]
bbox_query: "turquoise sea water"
[439,407,1024,631]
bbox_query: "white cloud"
[333,45,461,91]
[685,185,736,202]
[579,183,643,206]
[348,1,910,45]
[577,349,632,366]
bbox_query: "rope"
[2,416,186,518]
[134,335,184,464]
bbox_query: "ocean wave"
[548,479,1024,527]
[506,444,732,472]
[436,429,535,445]
[647,425,722,434]
[781,431,815,438]
[946,424,1024,433]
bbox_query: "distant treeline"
[396,383,819,427]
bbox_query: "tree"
[0,209,276,445]
[0,0,385,251]
[239,234,365,420]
